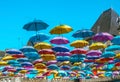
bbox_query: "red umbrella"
[70,48,87,54]
[38,49,55,54]
[84,59,96,62]
[115,62,120,66]
[12,54,25,58]
[96,58,114,63]
[56,52,71,56]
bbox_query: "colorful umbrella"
[34,42,52,50]
[47,64,59,70]
[50,24,73,34]
[71,66,81,71]
[6,49,22,54]
[2,55,16,61]
[92,32,113,42]
[70,48,87,54]
[57,56,70,62]
[21,62,33,68]
[23,20,49,32]
[50,36,69,45]
[59,61,70,66]
[60,65,70,70]
[115,53,120,59]
[52,46,69,52]
[0,61,8,66]
[46,60,57,66]
[70,40,89,48]
[17,58,29,63]
[72,29,94,38]
[86,50,102,57]
[33,59,43,65]
[41,54,56,61]
[34,63,46,69]
[89,42,106,50]
[101,52,115,58]
[24,52,40,60]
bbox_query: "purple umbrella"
[46,60,57,66]
[6,49,22,54]
[92,32,113,42]
[50,36,69,45]
[86,50,102,57]
[56,52,71,56]
[52,46,70,52]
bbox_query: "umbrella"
[52,46,69,52]
[29,33,50,43]
[6,49,22,54]
[111,36,120,45]
[60,65,70,70]
[115,53,120,59]
[21,62,33,67]
[96,58,114,63]
[50,36,69,45]
[101,52,115,58]
[89,42,107,50]
[12,54,25,58]
[34,42,52,50]
[58,70,67,77]
[47,64,59,70]
[33,59,43,65]
[8,60,19,65]
[57,56,70,62]
[23,20,49,32]
[70,48,87,54]
[2,55,16,61]
[0,61,8,66]
[86,50,102,57]
[41,54,56,61]
[105,45,120,51]
[24,52,40,59]
[70,54,85,62]
[92,32,113,42]
[38,49,54,54]
[17,58,29,62]
[59,61,70,66]
[71,66,81,71]
[56,52,71,56]
[34,63,46,69]
[72,29,94,38]
[50,24,73,34]
[20,46,37,53]
[46,60,57,66]
[70,40,89,48]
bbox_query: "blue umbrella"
[6,49,22,54]
[60,65,70,70]
[47,64,59,70]
[70,54,85,62]
[20,46,37,53]
[101,52,115,58]
[58,70,68,77]
[57,56,70,61]
[21,62,33,67]
[105,45,120,51]
[52,46,69,52]
[29,33,50,45]
[8,60,19,65]
[71,66,81,71]
[72,29,94,38]
[24,52,40,59]
[17,58,29,63]
[23,20,49,32]
[111,36,120,45]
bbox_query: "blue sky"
[0,0,119,50]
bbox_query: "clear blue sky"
[0,0,119,50]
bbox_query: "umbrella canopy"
[0,61,8,66]
[47,64,59,70]
[56,52,71,56]
[101,52,115,58]
[23,20,49,31]
[38,49,54,54]
[86,50,102,57]
[8,60,19,65]
[70,48,87,54]
[21,62,33,68]
[17,58,29,63]
[59,61,70,66]
[96,58,114,63]
[52,46,69,52]
[115,53,120,59]
[34,42,52,50]
[71,66,81,71]
[111,36,120,45]
[46,60,57,66]
[24,52,40,59]
[34,63,46,69]
[33,59,43,65]
[105,45,120,51]
[72,29,94,38]
[57,56,70,62]
[20,46,37,53]
[60,65,70,70]
[89,42,107,50]
[41,54,56,61]
[92,32,113,42]
[2,55,16,61]
[6,49,22,54]
[70,54,85,62]
[29,33,50,43]
[12,54,25,58]
[50,24,73,34]
[58,70,67,77]
[50,36,69,45]
[70,40,89,48]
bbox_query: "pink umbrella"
[33,59,43,65]
[92,32,113,42]
[46,60,57,66]
[86,50,102,57]
[50,36,69,45]
[56,52,71,56]
[70,48,87,54]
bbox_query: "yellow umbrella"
[34,42,52,50]
[70,40,89,48]
[34,63,46,69]
[59,61,70,66]
[0,61,8,66]
[19,70,28,74]
[8,72,15,77]
[115,53,120,59]
[2,55,16,61]
[50,24,73,34]
[73,62,81,66]
[41,54,56,61]
[89,42,107,50]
